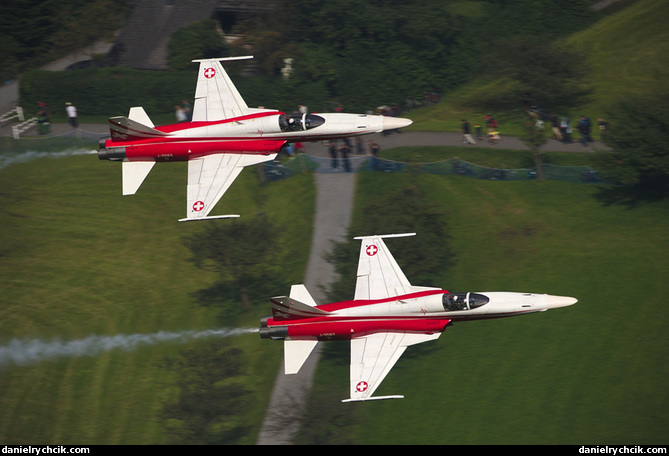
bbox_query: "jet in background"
[260,233,577,402]
[98,56,412,221]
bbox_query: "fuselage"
[98,110,410,163]
[260,290,577,341]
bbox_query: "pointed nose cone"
[382,116,413,131]
[546,295,578,309]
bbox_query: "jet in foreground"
[260,233,576,402]
[98,56,412,221]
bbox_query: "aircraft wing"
[353,233,417,300]
[343,331,442,402]
[179,152,277,222]
[191,56,253,121]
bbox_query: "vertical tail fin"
[191,56,253,121]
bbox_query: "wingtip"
[342,395,405,403]
[191,56,254,63]
[178,214,241,222]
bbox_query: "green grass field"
[299,170,668,445]
[0,144,313,444]
[1,139,666,444]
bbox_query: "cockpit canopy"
[442,292,490,311]
[279,113,325,132]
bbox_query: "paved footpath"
[256,170,356,445]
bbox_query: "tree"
[167,19,227,71]
[521,112,549,180]
[475,38,592,113]
[326,180,455,302]
[273,0,461,111]
[0,0,129,81]
[597,82,669,200]
[183,215,281,313]
[162,343,251,444]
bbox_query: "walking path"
[255,171,356,445]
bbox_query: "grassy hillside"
[299,168,669,444]
[406,0,669,136]
[0,142,314,444]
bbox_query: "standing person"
[368,140,380,170]
[65,102,78,128]
[578,116,591,146]
[37,102,50,135]
[598,117,608,141]
[340,141,351,172]
[182,100,192,121]
[355,136,364,154]
[461,119,476,144]
[561,117,572,143]
[328,140,339,171]
[489,116,498,132]
[474,122,482,141]
[175,106,187,122]
[550,114,562,141]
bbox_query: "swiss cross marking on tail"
[366,244,378,256]
[192,201,205,212]
[204,67,216,78]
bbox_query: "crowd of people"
[461,112,608,147]
[539,113,607,147]
[324,137,381,172]
[35,101,78,135]
[460,115,500,145]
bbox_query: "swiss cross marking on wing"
[356,381,369,392]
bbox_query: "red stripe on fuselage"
[283,317,452,340]
[154,111,283,134]
[316,289,448,313]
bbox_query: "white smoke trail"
[0,327,258,368]
[0,149,97,170]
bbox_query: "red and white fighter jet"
[98,56,412,221]
[260,233,577,402]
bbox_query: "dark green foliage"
[472,39,592,112]
[162,343,252,444]
[262,0,594,112]
[0,0,129,81]
[167,19,228,71]
[20,67,194,118]
[596,79,669,200]
[182,215,287,314]
[326,179,454,302]
[278,1,462,110]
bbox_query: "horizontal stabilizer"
[122,161,155,195]
[270,296,329,321]
[284,340,319,374]
[109,115,168,141]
